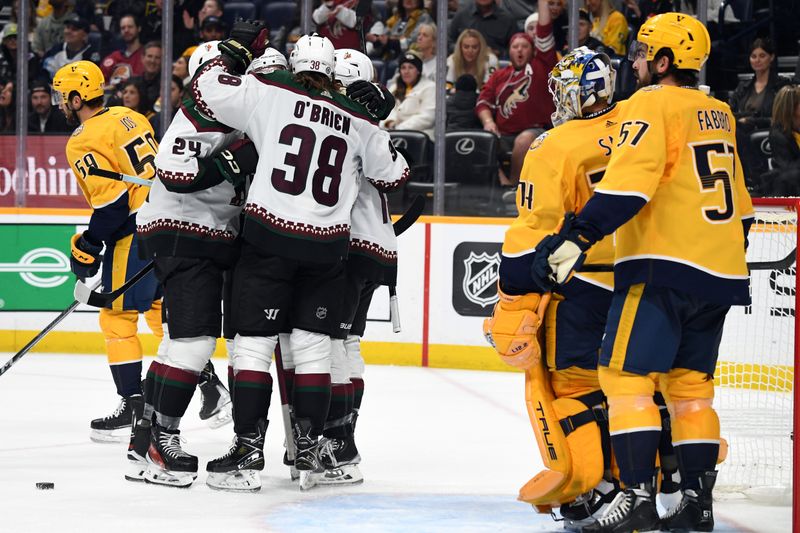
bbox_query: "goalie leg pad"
[519,365,605,509]
[290,329,332,375]
[165,336,216,373]
[330,339,350,384]
[483,288,550,369]
[232,334,276,373]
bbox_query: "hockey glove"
[70,232,102,280]
[213,138,258,189]
[218,19,270,73]
[530,213,600,292]
[483,288,550,369]
[347,81,396,120]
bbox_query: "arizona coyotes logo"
[462,252,500,307]
[498,75,532,119]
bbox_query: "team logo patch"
[452,242,502,317]
[71,124,84,137]
[529,132,548,151]
[316,306,328,319]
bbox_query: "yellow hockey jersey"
[66,106,156,242]
[593,84,754,305]
[501,103,622,293]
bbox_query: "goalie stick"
[388,195,426,332]
[88,167,153,187]
[578,247,797,273]
[0,281,101,378]
[74,261,155,308]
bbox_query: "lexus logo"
[392,138,407,150]
[455,138,475,155]
[760,137,772,155]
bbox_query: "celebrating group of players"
[53,19,408,492]
[485,12,752,533]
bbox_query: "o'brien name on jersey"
[697,108,732,133]
[293,100,352,135]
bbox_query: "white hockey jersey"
[193,63,409,263]
[348,179,398,285]
[136,98,244,264]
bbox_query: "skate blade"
[289,466,299,482]
[90,428,128,443]
[298,469,324,491]
[316,465,364,486]
[124,460,147,482]
[204,402,233,429]
[206,470,261,492]
[143,465,196,488]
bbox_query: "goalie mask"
[247,47,288,75]
[290,34,336,79]
[334,48,374,87]
[548,46,615,127]
[188,40,221,78]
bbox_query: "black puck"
[36,482,55,490]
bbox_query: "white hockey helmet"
[334,49,374,87]
[247,47,288,75]
[188,40,221,78]
[289,34,336,79]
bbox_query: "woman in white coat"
[381,52,436,140]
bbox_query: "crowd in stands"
[0,0,799,200]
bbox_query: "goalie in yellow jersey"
[53,61,163,443]
[531,14,754,533]
[484,46,621,529]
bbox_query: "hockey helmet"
[547,46,615,127]
[247,47,288,75]
[188,40,221,78]
[52,60,105,106]
[631,12,711,72]
[334,48,374,87]
[289,34,336,79]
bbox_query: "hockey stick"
[88,167,153,187]
[386,195,425,333]
[273,343,297,468]
[0,280,102,378]
[74,261,155,308]
[578,247,797,273]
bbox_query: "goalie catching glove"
[218,19,270,74]
[530,212,602,292]
[483,288,550,369]
[347,81,396,120]
[70,232,102,280]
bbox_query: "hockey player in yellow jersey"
[483,47,620,528]
[53,61,163,443]
[530,14,754,533]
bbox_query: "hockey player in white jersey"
[132,43,285,489]
[194,24,409,490]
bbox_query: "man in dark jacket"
[27,79,71,133]
[446,74,481,130]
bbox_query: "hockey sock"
[293,373,331,436]
[227,365,234,399]
[233,370,273,435]
[143,361,163,421]
[110,361,143,398]
[352,377,364,411]
[611,431,660,487]
[284,368,296,408]
[152,364,200,430]
[674,443,719,491]
[323,384,351,439]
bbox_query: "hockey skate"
[90,394,141,443]
[294,419,325,491]
[317,435,363,486]
[198,362,232,429]
[657,464,682,517]
[582,479,660,533]
[124,396,149,482]
[144,425,198,488]
[659,471,716,532]
[559,478,619,531]
[206,419,266,492]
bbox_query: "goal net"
[715,197,798,505]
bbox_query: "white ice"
[0,354,791,532]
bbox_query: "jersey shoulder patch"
[71,124,84,137]
[528,131,549,151]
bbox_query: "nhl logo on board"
[452,242,503,317]
[316,307,328,319]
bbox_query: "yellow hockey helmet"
[635,12,711,71]
[52,60,105,105]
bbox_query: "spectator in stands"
[199,15,226,43]
[149,74,184,139]
[449,0,517,58]
[42,15,102,78]
[373,0,433,61]
[529,0,568,53]
[137,0,194,58]
[27,79,70,133]
[446,28,498,90]
[99,13,143,89]
[120,78,154,119]
[126,41,162,110]
[0,78,15,132]
[502,0,536,22]
[446,74,482,130]
[577,8,613,55]
[382,52,436,139]
[173,46,195,84]
[0,22,44,83]
[764,85,800,195]
[621,0,672,34]
[32,0,72,57]
[730,38,791,183]
[414,22,437,80]
[585,0,628,56]
[313,0,362,50]
[476,0,557,186]
[196,0,224,28]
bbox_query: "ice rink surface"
[0,354,791,533]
